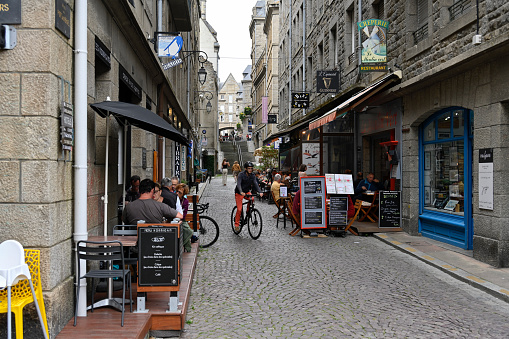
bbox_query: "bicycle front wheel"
[230,206,242,235]
[199,215,219,248]
[247,209,263,240]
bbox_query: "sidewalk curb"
[374,233,509,304]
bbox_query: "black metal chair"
[112,225,138,279]
[74,240,132,327]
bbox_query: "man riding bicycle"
[234,161,263,231]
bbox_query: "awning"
[309,70,402,130]
[263,118,312,143]
[90,101,189,145]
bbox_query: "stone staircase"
[220,140,238,174]
[237,141,256,165]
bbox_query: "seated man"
[271,174,282,218]
[123,179,182,224]
[354,172,383,201]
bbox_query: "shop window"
[421,108,471,216]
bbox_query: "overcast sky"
[206,0,256,83]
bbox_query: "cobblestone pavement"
[181,177,509,338]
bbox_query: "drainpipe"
[288,2,292,126]
[74,0,88,317]
[157,0,162,31]
[358,0,362,67]
[302,0,306,117]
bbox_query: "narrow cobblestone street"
[181,176,509,338]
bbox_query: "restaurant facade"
[0,0,204,336]
[272,0,509,267]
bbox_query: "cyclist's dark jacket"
[235,170,261,195]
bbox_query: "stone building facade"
[0,0,202,336]
[218,74,242,137]
[275,0,509,267]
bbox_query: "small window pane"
[437,112,451,139]
[453,110,464,137]
[423,120,435,142]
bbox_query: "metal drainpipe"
[358,0,362,67]
[288,2,292,126]
[74,0,88,317]
[302,0,306,117]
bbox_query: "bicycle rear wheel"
[230,206,243,235]
[198,215,219,248]
[247,209,263,240]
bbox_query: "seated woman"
[176,184,194,252]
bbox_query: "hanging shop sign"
[159,33,184,70]
[0,0,21,24]
[268,114,277,124]
[55,0,71,39]
[291,92,309,108]
[316,70,340,93]
[174,142,181,180]
[358,19,389,72]
[479,148,493,210]
[300,176,327,230]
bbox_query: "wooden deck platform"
[351,221,402,235]
[57,242,199,338]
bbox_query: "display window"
[419,107,474,249]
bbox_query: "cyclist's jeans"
[235,193,251,227]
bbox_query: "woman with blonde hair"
[232,161,241,183]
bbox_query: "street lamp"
[195,90,214,114]
[198,66,207,85]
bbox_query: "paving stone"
[181,177,509,338]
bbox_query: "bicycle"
[190,202,219,248]
[230,194,263,240]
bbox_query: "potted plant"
[195,171,202,183]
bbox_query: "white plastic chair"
[0,240,48,339]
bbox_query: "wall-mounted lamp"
[195,90,214,113]
[181,50,209,85]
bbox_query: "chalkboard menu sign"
[138,226,179,286]
[379,191,401,228]
[329,195,348,227]
[300,176,327,229]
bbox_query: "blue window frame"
[419,107,473,249]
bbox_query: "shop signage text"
[292,92,309,108]
[119,65,142,100]
[479,148,493,210]
[316,71,340,93]
[95,36,111,69]
[0,0,21,24]
[358,19,389,73]
[268,114,277,124]
[55,0,71,39]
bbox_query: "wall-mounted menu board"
[329,195,348,227]
[138,225,179,287]
[300,177,327,229]
[379,191,401,228]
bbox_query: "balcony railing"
[449,0,472,21]
[413,24,428,45]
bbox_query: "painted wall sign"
[0,0,21,24]
[55,0,71,39]
[119,64,142,100]
[95,36,111,69]
[479,148,493,210]
[316,70,340,93]
[358,19,389,72]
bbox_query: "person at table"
[354,172,383,201]
[353,171,364,189]
[271,174,283,218]
[123,179,182,224]
[292,189,301,219]
[160,177,184,216]
[176,184,194,252]
[119,175,140,203]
